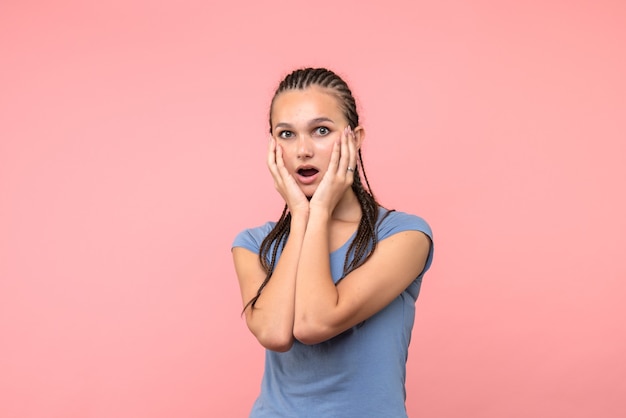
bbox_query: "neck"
[331,188,362,223]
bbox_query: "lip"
[295,165,320,185]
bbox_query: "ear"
[353,126,365,151]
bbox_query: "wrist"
[308,205,332,224]
[290,209,310,225]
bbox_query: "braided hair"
[244,68,391,311]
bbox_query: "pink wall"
[1,1,625,417]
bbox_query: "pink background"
[1,1,625,417]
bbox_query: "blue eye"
[278,131,294,139]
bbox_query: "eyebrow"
[274,117,335,130]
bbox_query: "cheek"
[279,146,298,171]
[315,141,335,162]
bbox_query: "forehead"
[271,87,344,125]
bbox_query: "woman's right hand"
[267,136,309,216]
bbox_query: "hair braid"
[243,205,291,311]
[343,154,394,275]
[245,67,390,312]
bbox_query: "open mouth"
[297,168,319,177]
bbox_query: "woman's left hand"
[309,126,358,214]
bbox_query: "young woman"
[232,68,434,417]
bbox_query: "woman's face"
[270,86,355,197]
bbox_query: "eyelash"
[277,127,331,139]
[315,127,330,136]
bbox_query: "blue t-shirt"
[233,208,434,418]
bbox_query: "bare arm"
[233,213,308,352]
[233,137,310,352]
[294,212,431,345]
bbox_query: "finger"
[275,142,287,172]
[347,126,357,175]
[276,143,297,183]
[267,136,280,178]
[337,126,350,177]
[268,139,290,194]
[327,133,342,176]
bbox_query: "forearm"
[293,208,340,343]
[247,213,308,351]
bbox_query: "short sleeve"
[378,210,434,276]
[231,221,276,255]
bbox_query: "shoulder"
[377,208,433,241]
[231,221,276,254]
[377,207,434,275]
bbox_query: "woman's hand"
[309,126,358,214]
[267,136,310,216]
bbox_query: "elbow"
[254,329,294,352]
[293,320,332,345]
[245,316,294,352]
[263,338,294,353]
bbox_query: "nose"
[296,135,314,159]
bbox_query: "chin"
[298,183,317,198]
